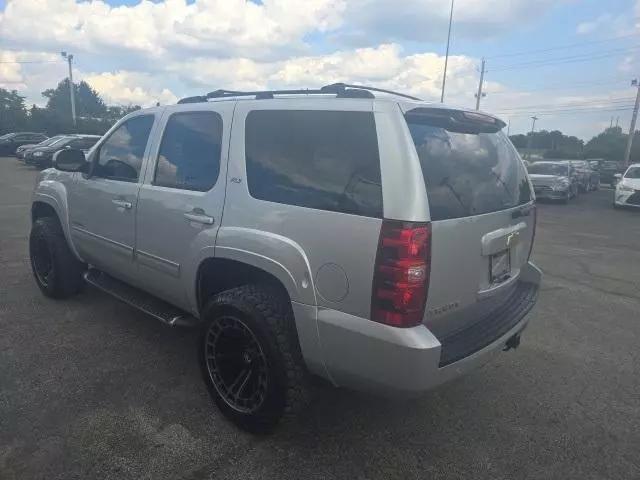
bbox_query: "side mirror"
[614,173,622,179]
[53,148,87,172]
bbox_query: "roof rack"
[177,83,421,104]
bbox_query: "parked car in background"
[28,86,541,431]
[0,132,48,156]
[570,160,598,192]
[27,135,100,168]
[16,135,68,160]
[596,160,624,187]
[613,164,640,209]
[25,136,75,165]
[527,161,578,203]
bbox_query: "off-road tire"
[29,216,85,299]
[199,284,310,433]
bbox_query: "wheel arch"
[193,255,325,379]
[31,193,82,261]
[195,257,295,314]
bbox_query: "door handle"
[184,209,214,225]
[112,199,132,210]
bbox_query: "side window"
[154,111,223,191]
[245,110,382,218]
[70,138,98,149]
[94,115,154,182]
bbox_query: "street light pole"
[440,0,454,103]
[623,78,639,167]
[61,51,77,127]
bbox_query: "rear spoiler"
[405,107,506,134]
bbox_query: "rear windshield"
[406,114,532,221]
[527,163,567,176]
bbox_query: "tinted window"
[406,115,531,221]
[95,115,154,181]
[245,110,382,218]
[50,137,69,147]
[69,137,98,149]
[154,112,223,191]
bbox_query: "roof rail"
[177,83,421,104]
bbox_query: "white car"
[613,163,640,208]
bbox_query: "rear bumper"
[308,261,542,396]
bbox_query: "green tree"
[584,126,639,162]
[0,88,28,134]
[105,104,141,122]
[509,133,527,149]
[42,79,107,121]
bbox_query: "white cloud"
[0,0,345,61]
[173,44,480,106]
[81,71,178,106]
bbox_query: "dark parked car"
[527,161,578,203]
[594,160,624,187]
[27,135,100,168]
[0,132,48,156]
[16,135,68,160]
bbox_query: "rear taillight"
[371,220,431,328]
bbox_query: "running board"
[84,269,199,327]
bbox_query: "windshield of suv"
[406,115,531,221]
[527,163,568,176]
[624,167,640,179]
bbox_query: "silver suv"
[29,84,541,432]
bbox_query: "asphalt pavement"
[1,158,639,480]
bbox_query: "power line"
[0,60,61,64]
[493,97,636,112]
[494,106,634,117]
[485,32,640,60]
[486,78,630,95]
[490,45,640,71]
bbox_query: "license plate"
[490,250,511,283]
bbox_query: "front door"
[135,103,232,311]
[69,114,157,284]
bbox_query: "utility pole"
[440,0,455,103]
[615,116,620,128]
[507,118,511,136]
[527,116,538,159]
[623,78,639,167]
[610,117,614,129]
[475,57,486,110]
[61,51,76,127]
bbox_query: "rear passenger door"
[221,100,384,320]
[135,104,232,311]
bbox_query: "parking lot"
[1,157,639,480]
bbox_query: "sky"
[0,0,639,140]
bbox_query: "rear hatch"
[403,107,535,339]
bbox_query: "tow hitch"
[503,333,521,351]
